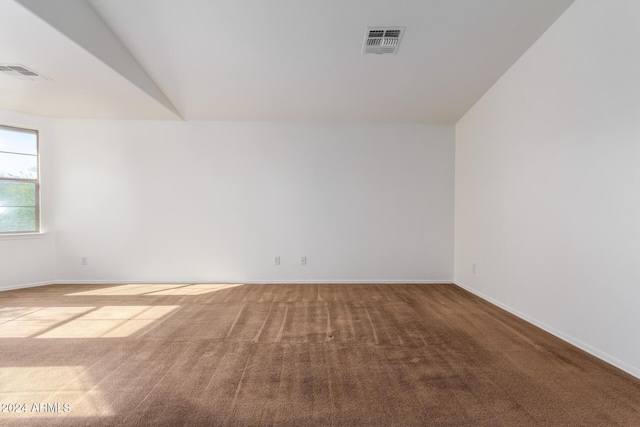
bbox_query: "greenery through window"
[0,125,39,233]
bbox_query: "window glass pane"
[0,127,37,155]
[0,152,38,179]
[0,182,36,207]
[0,207,36,232]
[0,125,39,234]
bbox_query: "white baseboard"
[454,280,640,380]
[53,279,453,285]
[246,279,452,284]
[0,279,453,293]
[0,281,57,292]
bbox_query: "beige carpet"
[0,283,638,426]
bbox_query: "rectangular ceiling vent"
[362,27,405,55]
[0,64,50,81]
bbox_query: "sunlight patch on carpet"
[66,283,244,296]
[35,305,179,338]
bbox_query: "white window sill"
[0,232,46,241]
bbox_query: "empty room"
[1,0,639,425]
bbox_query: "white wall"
[0,109,56,290]
[455,0,640,377]
[53,121,454,283]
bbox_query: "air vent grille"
[0,64,50,81]
[362,27,405,55]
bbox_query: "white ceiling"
[1,0,574,123]
[0,0,180,120]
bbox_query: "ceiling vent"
[362,27,405,55]
[0,64,50,81]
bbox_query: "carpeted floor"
[0,283,638,426]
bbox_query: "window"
[0,125,39,233]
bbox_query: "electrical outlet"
[301,256,307,265]
[274,256,281,266]
[472,263,477,274]
[81,257,88,266]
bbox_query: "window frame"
[0,124,40,235]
